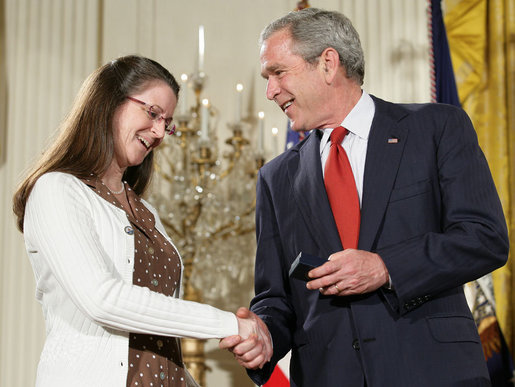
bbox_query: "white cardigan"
[24,172,238,386]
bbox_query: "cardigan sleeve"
[24,172,238,339]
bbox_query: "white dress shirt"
[320,91,375,207]
[320,92,392,287]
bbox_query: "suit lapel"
[288,97,410,254]
[359,97,409,251]
[289,131,342,254]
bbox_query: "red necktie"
[324,126,360,249]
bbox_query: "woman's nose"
[151,119,166,138]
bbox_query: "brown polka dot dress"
[83,177,187,387]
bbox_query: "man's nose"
[266,77,279,101]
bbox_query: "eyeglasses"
[127,96,176,135]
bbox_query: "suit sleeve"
[247,169,295,385]
[378,106,508,315]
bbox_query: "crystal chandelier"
[149,61,264,385]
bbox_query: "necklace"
[105,181,125,195]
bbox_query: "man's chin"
[289,121,306,132]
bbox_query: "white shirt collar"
[319,91,375,150]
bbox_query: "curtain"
[445,0,515,352]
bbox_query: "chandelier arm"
[163,171,176,184]
[185,201,203,232]
[218,162,235,180]
[211,221,237,236]
[210,212,256,239]
[241,201,256,217]
[219,226,256,240]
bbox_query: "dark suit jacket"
[248,96,508,387]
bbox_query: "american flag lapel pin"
[388,137,399,144]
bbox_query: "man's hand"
[219,307,273,369]
[306,249,389,295]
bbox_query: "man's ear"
[319,47,341,83]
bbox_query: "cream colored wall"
[0,0,430,386]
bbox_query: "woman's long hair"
[13,55,180,232]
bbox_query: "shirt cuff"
[384,274,394,290]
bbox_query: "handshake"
[219,307,273,370]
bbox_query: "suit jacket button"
[352,339,360,351]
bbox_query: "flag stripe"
[264,368,289,387]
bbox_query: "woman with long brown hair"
[13,55,271,387]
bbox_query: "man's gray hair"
[260,8,365,85]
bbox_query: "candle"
[272,126,279,155]
[258,111,265,153]
[235,83,243,122]
[179,73,188,115]
[201,98,209,141]
[198,25,205,73]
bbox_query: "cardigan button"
[124,226,134,235]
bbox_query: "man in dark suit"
[220,8,508,386]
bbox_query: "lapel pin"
[388,137,399,144]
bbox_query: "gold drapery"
[444,0,515,351]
